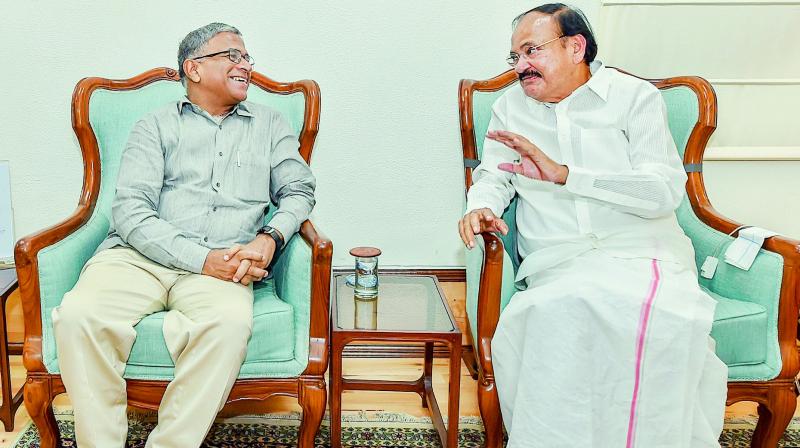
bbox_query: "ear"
[183,59,201,83]
[569,34,588,64]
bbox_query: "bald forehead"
[513,12,558,42]
[514,12,558,33]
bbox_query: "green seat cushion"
[707,287,768,367]
[124,280,294,376]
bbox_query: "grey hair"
[178,22,241,85]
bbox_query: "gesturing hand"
[458,208,509,249]
[487,130,569,184]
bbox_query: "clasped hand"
[202,235,276,286]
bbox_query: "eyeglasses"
[192,48,255,66]
[506,35,564,66]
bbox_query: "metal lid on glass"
[349,246,381,258]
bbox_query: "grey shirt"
[96,97,316,273]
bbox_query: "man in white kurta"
[459,5,727,447]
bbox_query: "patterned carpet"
[10,410,800,447]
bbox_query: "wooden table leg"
[446,339,462,448]
[422,342,433,408]
[329,337,344,448]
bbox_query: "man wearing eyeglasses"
[459,4,726,447]
[52,23,315,447]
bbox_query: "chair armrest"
[14,205,109,373]
[465,232,507,379]
[273,219,331,377]
[689,197,800,268]
[684,200,800,379]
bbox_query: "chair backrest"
[458,69,717,273]
[72,67,321,240]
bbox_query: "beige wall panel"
[597,5,800,79]
[707,84,800,148]
[703,161,800,239]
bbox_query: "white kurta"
[466,62,727,447]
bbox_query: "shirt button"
[212,207,218,212]
[219,152,223,156]
[218,125,222,130]
[203,237,208,242]
[216,182,221,187]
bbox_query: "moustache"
[518,69,542,81]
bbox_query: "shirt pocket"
[579,128,631,171]
[234,152,271,203]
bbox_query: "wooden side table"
[0,268,23,431]
[329,274,462,448]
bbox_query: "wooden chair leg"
[297,378,326,448]
[478,376,504,448]
[24,375,60,448]
[751,385,797,448]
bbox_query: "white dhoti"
[492,250,727,448]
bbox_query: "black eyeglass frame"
[192,48,255,66]
[506,35,565,67]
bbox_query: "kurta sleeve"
[265,112,316,244]
[564,86,686,219]
[465,102,518,217]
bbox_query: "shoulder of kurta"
[605,69,660,108]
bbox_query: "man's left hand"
[225,235,276,285]
[487,130,568,184]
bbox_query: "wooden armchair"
[459,70,800,448]
[14,68,332,448]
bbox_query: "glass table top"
[334,274,455,332]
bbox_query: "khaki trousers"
[52,248,254,448]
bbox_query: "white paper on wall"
[0,161,13,263]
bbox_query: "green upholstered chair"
[15,68,332,448]
[459,70,800,448]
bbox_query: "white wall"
[2,0,797,269]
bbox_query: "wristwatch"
[257,226,284,248]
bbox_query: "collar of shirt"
[527,59,611,109]
[177,96,255,119]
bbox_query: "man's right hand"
[458,208,509,249]
[202,248,266,284]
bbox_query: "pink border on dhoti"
[626,259,661,448]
